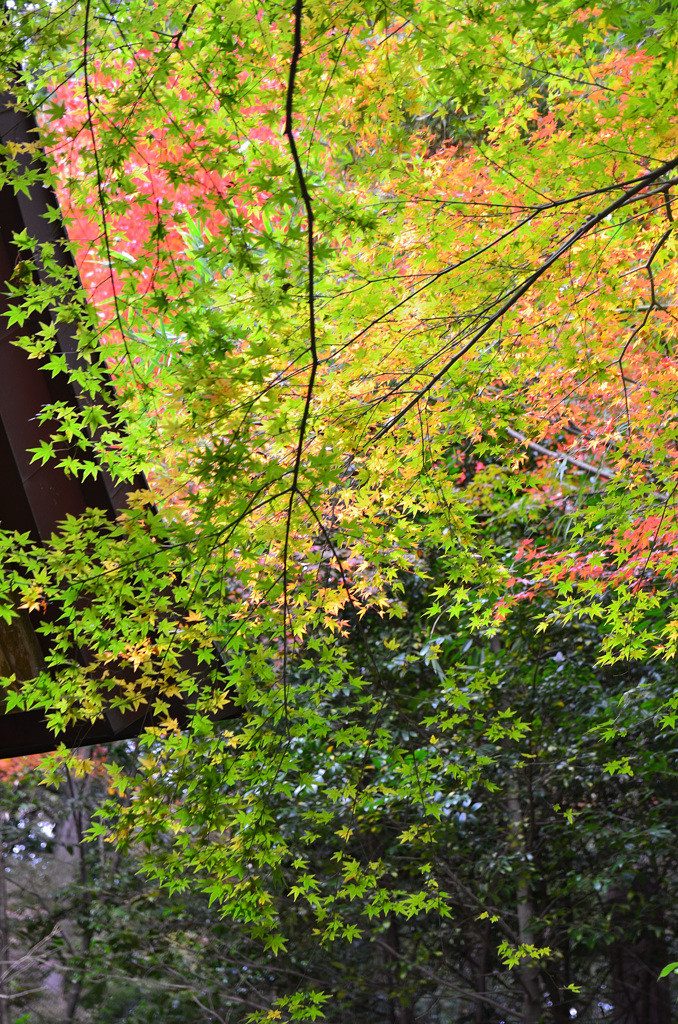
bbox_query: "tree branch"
[505,428,614,480]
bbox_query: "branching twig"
[505,428,614,480]
[617,226,673,429]
[372,155,678,442]
[281,0,318,727]
[173,2,197,49]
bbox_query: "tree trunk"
[52,763,94,1022]
[608,869,672,1024]
[382,915,415,1024]
[507,787,541,1024]
[0,816,10,1024]
[610,939,671,1024]
[474,917,491,1024]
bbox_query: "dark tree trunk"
[507,786,542,1024]
[474,918,491,1024]
[608,870,672,1024]
[610,933,672,1024]
[382,916,415,1024]
[0,821,9,1024]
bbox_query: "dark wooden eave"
[0,96,235,757]
[0,94,131,540]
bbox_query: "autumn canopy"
[0,0,677,1020]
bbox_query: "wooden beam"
[0,97,236,756]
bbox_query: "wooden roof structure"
[0,96,233,756]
